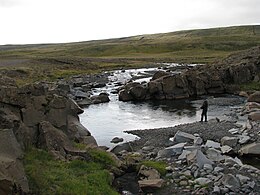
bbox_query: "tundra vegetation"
[0,25,259,87]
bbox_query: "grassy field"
[24,148,119,194]
[0,25,260,84]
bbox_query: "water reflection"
[79,65,242,148]
[146,99,197,117]
[80,98,201,147]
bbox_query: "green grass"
[87,148,116,168]
[139,160,168,176]
[24,148,118,195]
[241,81,260,91]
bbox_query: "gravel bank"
[126,119,237,151]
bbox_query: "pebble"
[193,170,199,178]
[203,164,213,171]
[179,180,188,186]
[212,186,221,194]
[214,166,224,173]
[220,187,229,193]
[182,170,192,177]
[179,175,186,180]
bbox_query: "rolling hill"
[0,25,260,84]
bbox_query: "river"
[79,64,246,147]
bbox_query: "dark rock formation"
[0,81,98,193]
[248,91,260,103]
[119,46,260,101]
[90,92,110,104]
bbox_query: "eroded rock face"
[0,81,97,192]
[118,46,260,101]
[0,129,29,194]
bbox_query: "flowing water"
[79,65,245,147]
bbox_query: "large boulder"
[186,149,213,169]
[138,165,161,180]
[239,142,260,155]
[48,94,67,109]
[206,148,225,162]
[67,115,92,143]
[0,129,29,194]
[129,83,147,100]
[221,174,241,191]
[46,108,67,128]
[205,140,221,149]
[248,111,260,121]
[161,75,176,95]
[46,95,83,128]
[171,130,196,144]
[0,106,20,129]
[151,71,170,80]
[76,98,92,107]
[118,89,133,101]
[110,142,133,155]
[67,98,84,116]
[220,136,238,148]
[90,92,110,104]
[247,91,260,103]
[229,64,255,84]
[111,137,124,144]
[0,86,27,107]
[158,143,186,158]
[148,80,163,94]
[37,121,74,158]
[74,90,89,99]
[243,102,260,113]
[138,179,164,192]
[195,78,207,95]
[21,104,46,127]
[83,136,98,148]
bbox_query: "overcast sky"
[0,0,259,45]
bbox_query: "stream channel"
[79,64,247,148]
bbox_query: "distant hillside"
[0,25,260,84]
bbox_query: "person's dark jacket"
[201,100,208,113]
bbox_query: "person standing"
[200,100,208,122]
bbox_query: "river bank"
[111,93,260,194]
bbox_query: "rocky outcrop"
[56,72,111,106]
[0,128,29,194]
[247,91,260,103]
[119,46,260,101]
[0,81,98,192]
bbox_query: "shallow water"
[80,98,203,147]
[79,66,245,147]
[80,65,205,147]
